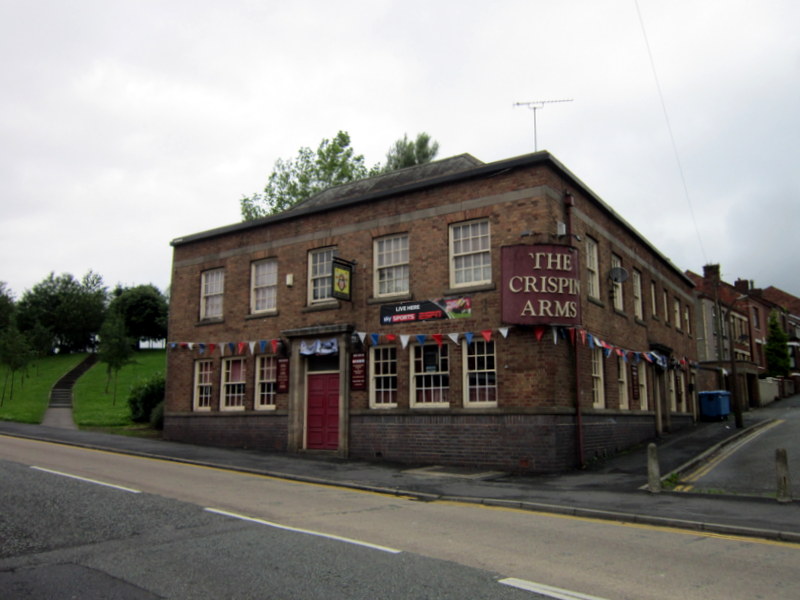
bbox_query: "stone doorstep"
[402,465,507,480]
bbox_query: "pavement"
[2,398,799,544]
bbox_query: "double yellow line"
[674,420,785,492]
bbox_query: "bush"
[128,372,165,423]
[150,400,165,430]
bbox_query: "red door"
[306,373,339,450]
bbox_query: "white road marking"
[30,466,141,494]
[499,577,611,600]
[205,507,402,554]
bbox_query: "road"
[1,435,799,599]
[678,396,800,497]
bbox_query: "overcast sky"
[2,0,798,300]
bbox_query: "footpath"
[1,398,799,544]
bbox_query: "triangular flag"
[552,327,558,345]
[587,334,595,349]
[208,343,216,355]
[569,328,577,345]
[237,342,247,355]
[249,341,256,354]
[169,342,177,350]
[228,342,236,355]
[400,335,410,349]
[370,333,380,346]
[386,333,396,342]
[448,332,460,345]
[259,340,267,353]
[499,327,510,339]
[432,333,443,347]
[198,343,206,355]
[357,331,367,344]
[415,334,427,346]
[481,329,492,342]
[534,326,546,342]
[270,339,279,354]
[579,329,587,345]
[464,331,474,345]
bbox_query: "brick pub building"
[164,151,697,473]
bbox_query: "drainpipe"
[564,190,585,468]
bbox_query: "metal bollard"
[776,448,792,503]
[647,443,661,494]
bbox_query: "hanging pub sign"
[501,244,581,326]
[332,257,354,301]
[380,297,472,325]
[350,352,367,390]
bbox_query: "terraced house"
[164,151,697,473]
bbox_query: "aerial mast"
[513,99,573,151]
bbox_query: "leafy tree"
[128,372,165,423]
[383,132,439,172]
[241,131,381,220]
[16,271,107,353]
[765,311,790,377]
[0,282,14,333]
[108,284,168,346]
[0,322,34,406]
[98,308,135,403]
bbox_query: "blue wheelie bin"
[698,390,731,421]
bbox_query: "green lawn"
[0,353,89,423]
[73,350,166,428]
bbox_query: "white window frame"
[684,304,692,335]
[586,237,600,299]
[369,346,398,408]
[674,298,682,330]
[201,268,224,319]
[650,281,658,318]
[632,270,643,320]
[463,339,497,407]
[374,234,409,297]
[221,357,246,411]
[638,363,649,411]
[410,343,450,408]
[676,371,685,412]
[308,247,336,304]
[617,357,629,410]
[251,259,278,314]
[449,219,491,288]
[255,355,277,410]
[193,359,213,411]
[663,290,670,325]
[611,254,624,311]
[668,371,677,411]
[591,347,605,408]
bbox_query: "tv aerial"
[513,99,573,151]
[608,267,629,283]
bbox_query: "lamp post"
[728,295,748,429]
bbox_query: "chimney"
[703,264,721,283]
[734,278,751,293]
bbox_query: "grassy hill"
[0,350,166,431]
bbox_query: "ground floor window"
[255,355,277,409]
[617,357,629,410]
[194,360,213,411]
[591,347,605,408]
[637,363,649,410]
[222,357,246,410]
[411,344,449,407]
[463,340,497,406]
[370,346,398,408]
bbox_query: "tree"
[16,271,107,353]
[0,282,14,333]
[108,284,168,346]
[241,131,381,220]
[383,132,440,172]
[0,322,34,406]
[765,311,790,377]
[98,308,135,403]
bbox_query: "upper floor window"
[611,254,624,311]
[251,259,278,314]
[463,340,497,406]
[308,247,335,304]
[674,298,682,330]
[684,305,692,335]
[752,306,761,329]
[221,357,246,411]
[411,344,449,407]
[650,281,658,317]
[370,346,398,408]
[374,234,409,297]
[586,237,600,299]
[663,290,670,324]
[632,269,643,320]
[450,220,491,288]
[201,268,224,319]
[193,360,213,411]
